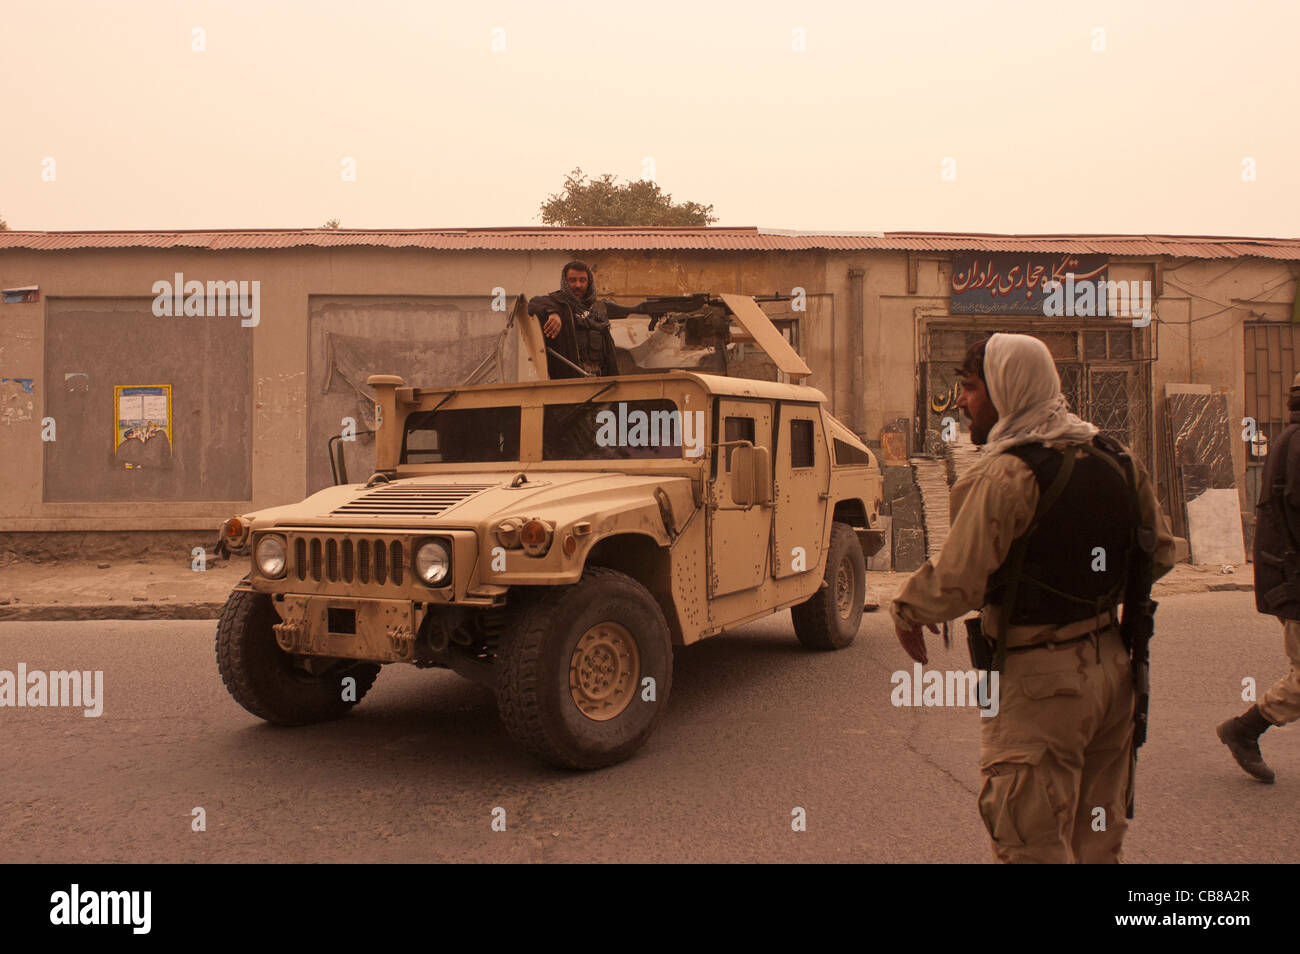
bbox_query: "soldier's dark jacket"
[527,262,635,378]
[1254,402,1300,619]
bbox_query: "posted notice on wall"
[114,385,173,459]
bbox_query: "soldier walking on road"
[1218,370,1300,783]
[891,333,1175,863]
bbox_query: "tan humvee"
[216,293,884,768]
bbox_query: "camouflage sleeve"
[889,456,1038,629]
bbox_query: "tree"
[0,213,9,231]
[539,168,717,227]
[321,218,341,229]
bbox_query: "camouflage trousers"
[978,626,1134,864]
[1260,619,1300,726]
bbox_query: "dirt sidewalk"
[0,555,243,621]
[0,555,1254,623]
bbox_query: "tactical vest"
[985,437,1140,626]
[572,307,611,374]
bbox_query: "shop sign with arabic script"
[951,253,1107,315]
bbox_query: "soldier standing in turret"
[528,260,638,378]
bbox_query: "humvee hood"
[239,472,696,531]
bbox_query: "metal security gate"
[921,323,1153,466]
[1243,323,1299,506]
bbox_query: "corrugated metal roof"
[1,227,1299,259]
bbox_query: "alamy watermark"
[891,663,1000,718]
[151,271,260,327]
[0,664,103,717]
[50,884,150,934]
[1041,273,1152,327]
[594,402,705,458]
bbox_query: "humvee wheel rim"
[569,622,641,722]
[835,560,854,619]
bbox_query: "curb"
[0,583,1257,622]
[0,602,226,622]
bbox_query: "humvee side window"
[401,406,521,464]
[543,399,685,461]
[724,416,755,471]
[790,419,814,469]
[833,438,872,466]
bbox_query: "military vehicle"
[216,293,885,768]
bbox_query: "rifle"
[1120,465,1158,820]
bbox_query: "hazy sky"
[3,0,1297,236]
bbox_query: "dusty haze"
[1,0,1296,235]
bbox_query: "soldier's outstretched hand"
[895,620,940,664]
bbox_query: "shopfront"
[917,252,1155,466]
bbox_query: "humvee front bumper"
[270,594,419,664]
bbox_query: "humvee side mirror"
[730,443,772,508]
[329,434,349,485]
[328,427,376,486]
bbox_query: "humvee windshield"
[543,399,684,461]
[399,399,688,464]
[401,406,521,464]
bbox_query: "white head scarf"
[975,333,1098,463]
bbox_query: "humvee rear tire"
[791,521,865,651]
[495,567,672,770]
[216,588,380,726]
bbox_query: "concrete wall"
[305,295,515,494]
[1154,257,1299,510]
[42,297,252,502]
[0,247,563,531]
[1,243,1294,534]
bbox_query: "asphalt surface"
[1,590,1294,863]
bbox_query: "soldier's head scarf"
[977,332,1098,460]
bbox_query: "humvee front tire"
[216,588,380,725]
[495,568,673,770]
[791,521,865,651]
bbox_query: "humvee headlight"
[520,519,553,557]
[255,535,287,578]
[415,540,451,585]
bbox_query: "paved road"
[1,591,1294,863]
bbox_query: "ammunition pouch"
[574,310,611,371]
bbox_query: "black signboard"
[951,253,1108,315]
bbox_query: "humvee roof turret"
[216,294,884,768]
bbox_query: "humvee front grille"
[332,484,494,517]
[291,533,407,586]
